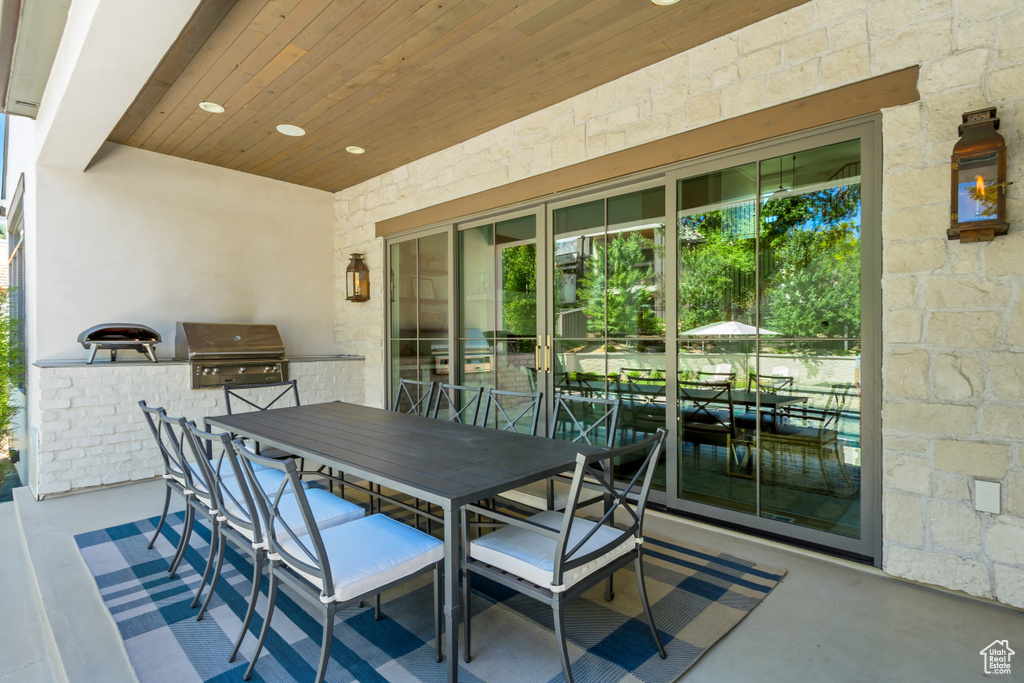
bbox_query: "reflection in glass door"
[549,185,668,490]
[455,213,542,429]
[675,138,864,541]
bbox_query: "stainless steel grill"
[175,322,287,389]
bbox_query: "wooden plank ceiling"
[109,0,807,193]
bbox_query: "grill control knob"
[238,367,246,374]
[212,368,219,374]
[264,366,272,373]
[202,368,210,375]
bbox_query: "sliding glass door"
[384,117,879,559]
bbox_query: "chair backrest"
[620,367,656,379]
[620,375,666,406]
[140,400,191,486]
[551,429,667,586]
[697,364,735,383]
[548,393,620,447]
[431,382,485,424]
[813,383,852,433]
[232,439,336,599]
[746,372,795,393]
[679,380,735,434]
[186,423,262,543]
[571,372,608,398]
[224,380,301,415]
[482,388,543,435]
[393,378,436,416]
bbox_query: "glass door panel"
[676,163,757,511]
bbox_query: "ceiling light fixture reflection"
[199,102,225,113]
[345,146,365,154]
[276,124,306,136]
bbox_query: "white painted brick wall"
[32,360,364,496]
[333,0,1024,608]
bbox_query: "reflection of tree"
[578,232,664,337]
[965,177,998,218]
[500,243,536,351]
[676,183,861,343]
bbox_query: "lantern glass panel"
[956,152,999,223]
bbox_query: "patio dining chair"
[139,401,192,568]
[431,382,485,424]
[393,378,436,416]
[185,425,364,663]
[461,429,668,683]
[481,388,543,435]
[234,440,444,683]
[679,380,745,476]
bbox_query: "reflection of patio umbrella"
[680,320,780,336]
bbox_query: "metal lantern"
[949,107,1008,243]
[346,253,370,302]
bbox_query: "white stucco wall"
[33,142,336,360]
[333,0,1024,608]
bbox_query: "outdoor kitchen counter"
[34,354,364,367]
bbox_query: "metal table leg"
[443,502,460,682]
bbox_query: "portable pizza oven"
[175,322,287,389]
[78,323,161,363]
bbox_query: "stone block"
[871,0,920,35]
[711,64,740,89]
[691,36,738,75]
[934,475,971,501]
[933,352,982,400]
[884,276,918,308]
[688,90,721,127]
[739,4,816,53]
[817,0,860,23]
[884,453,933,495]
[994,564,1024,609]
[935,440,1008,478]
[919,49,990,95]
[982,405,1024,439]
[615,69,652,105]
[883,205,944,240]
[886,402,977,437]
[986,521,1024,565]
[722,77,765,118]
[927,311,1003,348]
[884,492,924,545]
[925,277,1011,308]
[625,114,671,147]
[887,347,929,399]
[998,11,1024,61]
[651,82,688,115]
[884,166,948,212]
[785,29,829,62]
[823,44,870,86]
[738,45,781,78]
[929,501,981,552]
[924,87,987,143]
[984,231,1024,276]
[988,352,1024,400]
[884,240,946,274]
[884,545,990,598]
[766,59,820,104]
[874,20,953,75]
[831,15,868,50]
[952,248,977,275]
[1007,471,1024,517]
[886,307,923,342]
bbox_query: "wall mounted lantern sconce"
[949,107,1009,243]
[346,253,370,302]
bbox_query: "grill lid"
[175,322,285,360]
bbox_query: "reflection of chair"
[393,378,436,416]
[621,367,658,379]
[461,430,668,683]
[431,382,485,424]
[679,380,745,476]
[481,388,543,435]
[761,383,856,494]
[616,376,667,437]
[569,372,607,398]
[745,371,795,393]
[737,369,796,432]
[697,363,735,383]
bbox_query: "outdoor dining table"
[206,400,604,682]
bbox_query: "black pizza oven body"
[175,321,287,389]
[78,323,162,363]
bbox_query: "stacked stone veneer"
[333,0,1024,607]
[32,360,363,497]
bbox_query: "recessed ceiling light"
[651,0,680,4]
[199,102,225,113]
[276,124,306,136]
[345,146,365,154]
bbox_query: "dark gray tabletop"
[206,401,604,508]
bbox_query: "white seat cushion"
[280,514,443,603]
[470,510,636,593]
[498,480,571,511]
[226,488,365,543]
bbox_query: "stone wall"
[334,0,1024,608]
[32,360,363,497]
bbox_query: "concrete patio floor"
[3,479,1022,683]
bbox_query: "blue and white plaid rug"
[76,510,785,682]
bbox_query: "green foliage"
[0,288,21,488]
[678,216,756,332]
[500,243,537,351]
[577,232,664,337]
